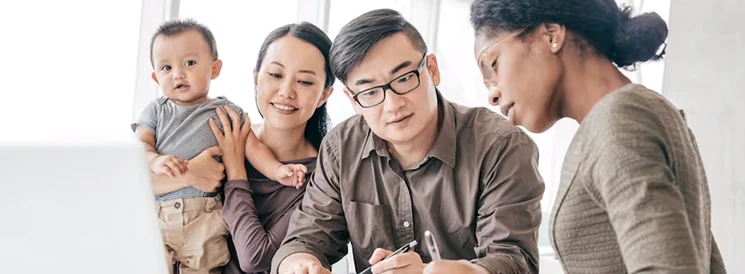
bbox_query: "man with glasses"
[272,9,544,274]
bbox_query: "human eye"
[161,65,172,71]
[298,80,315,86]
[268,72,282,79]
[397,73,414,83]
[359,89,379,98]
[479,59,499,86]
[185,60,197,66]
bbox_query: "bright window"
[177,0,300,122]
[0,0,142,142]
[435,0,487,108]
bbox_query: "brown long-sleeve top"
[271,95,546,274]
[549,84,726,273]
[222,157,316,274]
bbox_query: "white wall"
[663,0,745,272]
[0,0,143,143]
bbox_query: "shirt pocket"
[345,201,394,256]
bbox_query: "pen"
[424,230,442,261]
[359,240,418,274]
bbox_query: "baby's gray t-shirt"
[132,96,243,202]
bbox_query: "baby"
[132,19,305,274]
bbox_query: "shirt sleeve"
[215,97,245,131]
[584,101,703,273]
[472,129,545,274]
[270,133,350,273]
[710,235,727,274]
[222,179,293,273]
[223,99,245,118]
[131,99,161,133]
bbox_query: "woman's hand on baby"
[209,106,251,181]
[275,164,308,189]
[187,147,225,192]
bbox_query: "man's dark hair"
[330,9,428,84]
[253,22,334,150]
[470,0,668,69]
[149,18,218,67]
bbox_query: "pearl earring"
[552,43,558,48]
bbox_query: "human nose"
[172,67,185,80]
[382,88,405,113]
[487,85,502,107]
[277,78,296,99]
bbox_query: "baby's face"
[151,30,220,105]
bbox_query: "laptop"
[0,140,168,273]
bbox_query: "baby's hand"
[151,154,189,178]
[275,164,308,189]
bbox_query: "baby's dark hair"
[149,18,218,67]
[470,0,668,69]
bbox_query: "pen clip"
[359,240,419,274]
[388,240,417,258]
[424,230,441,261]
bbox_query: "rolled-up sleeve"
[472,130,545,274]
[270,135,350,273]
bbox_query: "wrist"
[174,176,190,188]
[146,153,160,171]
[271,163,284,180]
[226,166,248,181]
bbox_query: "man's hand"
[369,248,425,274]
[278,253,332,274]
[423,260,490,274]
[275,164,309,189]
[151,154,188,177]
[186,147,225,192]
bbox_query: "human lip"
[387,113,413,124]
[499,102,514,117]
[173,83,190,91]
[272,103,296,111]
[270,102,299,113]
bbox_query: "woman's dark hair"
[470,0,668,69]
[253,22,335,150]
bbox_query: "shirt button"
[174,202,181,209]
[403,221,410,228]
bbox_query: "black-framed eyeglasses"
[348,54,428,108]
